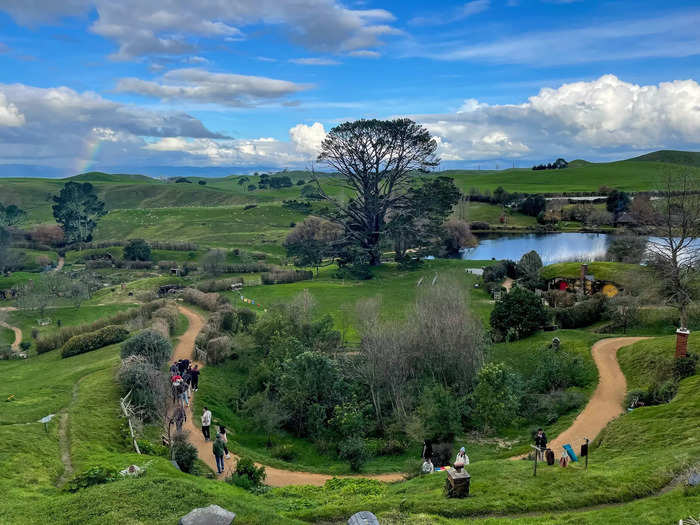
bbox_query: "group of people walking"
[170,359,200,409]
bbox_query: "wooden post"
[584,438,589,471]
[530,445,539,477]
[119,390,141,455]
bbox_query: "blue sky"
[0,0,699,176]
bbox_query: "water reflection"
[460,233,611,265]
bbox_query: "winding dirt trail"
[502,277,514,292]
[173,305,402,487]
[0,320,22,351]
[515,336,649,459]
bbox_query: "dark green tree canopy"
[0,203,26,227]
[316,118,439,265]
[52,182,106,244]
[123,239,152,261]
[490,286,549,340]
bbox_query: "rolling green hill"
[627,149,700,167]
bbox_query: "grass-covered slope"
[628,150,700,167]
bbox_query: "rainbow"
[73,133,105,175]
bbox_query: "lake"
[461,232,613,265]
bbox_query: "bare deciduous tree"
[646,172,700,329]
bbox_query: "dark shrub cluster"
[120,329,172,368]
[554,295,607,329]
[196,277,244,293]
[61,325,129,358]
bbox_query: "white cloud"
[289,57,340,66]
[289,122,326,156]
[0,0,399,60]
[416,75,700,161]
[184,56,210,65]
[408,10,700,65]
[348,50,381,58]
[0,92,25,126]
[115,68,312,106]
[409,0,490,27]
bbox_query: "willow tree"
[316,119,439,266]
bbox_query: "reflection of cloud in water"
[461,233,611,265]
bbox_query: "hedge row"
[261,269,313,285]
[554,295,607,329]
[222,262,273,274]
[61,325,130,358]
[36,301,165,354]
[182,288,221,311]
[196,277,243,293]
[74,240,198,251]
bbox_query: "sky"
[0,0,699,177]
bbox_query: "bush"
[271,444,296,461]
[36,301,164,354]
[490,287,549,340]
[65,466,118,493]
[222,262,272,274]
[227,457,266,490]
[338,437,369,472]
[470,221,490,230]
[182,288,220,311]
[150,317,170,338]
[196,277,243,293]
[136,439,169,457]
[555,296,607,329]
[261,269,313,285]
[417,384,462,442]
[206,335,233,364]
[334,264,373,281]
[120,329,172,368]
[172,433,198,473]
[674,352,698,380]
[151,304,179,334]
[473,362,523,432]
[61,325,129,358]
[118,356,168,422]
[123,239,152,261]
[123,260,153,270]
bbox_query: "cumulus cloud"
[1,0,399,60]
[289,122,326,156]
[417,75,700,161]
[0,83,227,171]
[116,68,312,106]
[0,92,25,126]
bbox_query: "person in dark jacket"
[534,428,547,461]
[422,439,433,462]
[190,365,200,391]
[213,433,226,474]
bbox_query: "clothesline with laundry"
[239,295,268,312]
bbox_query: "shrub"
[118,356,168,422]
[196,277,243,293]
[136,439,169,457]
[270,444,296,461]
[228,457,266,490]
[206,335,232,364]
[151,304,179,333]
[473,362,523,432]
[120,329,172,368]
[150,317,170,338]
[674,352,698,380]
[36,301,164,354]
[490,287,549,340]
[555,296,607,329]
[470,221,490,230]
[65,466,118,493]
[123,260,153,270]
[61,325,129,358]
[123,239,152,261]
[417,384,462,442]
[157,260,178,270]
[172,433,198,473]
[183,288,220,311]
[261,269,313,285]
[338,437,369,472]
[222,262,273,274]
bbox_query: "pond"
[461,232,613,265]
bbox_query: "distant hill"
[66,172,156,183]
[626,150,700,167]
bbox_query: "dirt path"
[502,277,514,291]
[173,305,403,487]
[516,337,649,458]
[55,376,85,487]
[54,256,65,272]
[0,320,21,351]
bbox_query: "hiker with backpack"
[189,364,200,392]
[201,406,212,441]
[219,424,231,459]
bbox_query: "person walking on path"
[219,425,230,459]
[213,433,226,474]
[190,365,200,392]
[202,406,212,441]
[173,405,186,432]
[534,428,547,462]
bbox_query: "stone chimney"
[675,328,690,359]
[580,264,588,294]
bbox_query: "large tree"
[316,119,439,265]
[52,182,106,244]
[0,203,26,227]
[646,172,700,329]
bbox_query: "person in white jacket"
[201,407,212,441]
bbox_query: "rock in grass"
[348,511,379,525]
[179,505,235,525]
